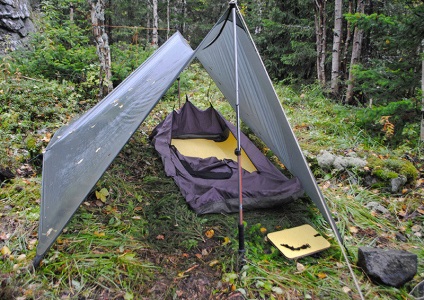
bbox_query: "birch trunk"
[166,0,170,40]
[345,0,366,105]
[152,0,158,47]
[90,0,113,99]
[331,0,342,97]
[314,0,327,86]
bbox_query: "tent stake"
[230,0,245,269]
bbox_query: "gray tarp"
[35,7,341,266]
[34,32,195,265]
[194,11,341,239]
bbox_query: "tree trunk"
[330,0,342,97]
[152,0,158,47]
[90,0,113,99]
[314,0,327,86]
[345,0,366,105]
[421,38,424,141]
[182,0,186,36]
[166,0,170,40]
[146,10,151,45]
[70,2,74,22]
[340,0,353,86]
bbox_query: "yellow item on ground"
[171,132,257,173]
[267,224,331,259]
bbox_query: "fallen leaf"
[296,262,305,272]
[260,227,267,234]
[94,231,105,237]
[209,259,219,267]
[156,234,165,240]
[205,229,215,239]
[322,181,331,189]
[175,290,183,297]
[16,254,26,262]
[342,286,351,294]
[0,232,10,241]
[124,292,134,300]
[417,208,424,215]
[399,226,406,232]
[195,253,202,259]
[201,248,209,256]
[42,132,51,143]
[1,246,11,256]
[222,236,231,245]
[27,239,37,250]
[95,188,110,203]
[349,226,358,234]
[411,225,422,232]
[317,273,327,279]
[397,210,407,218]
[271,286,283,295]
[131,216,141,220]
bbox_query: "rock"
[317,150,335,170]
[395,232,408,242]
[317,150,367,171]
[0,167,15,182]
[0,17,24,32]
[391,175,407,193]
[366,201,390,214]
[0,0,14,6]
[0,0,35,53]
[357,247,417,287]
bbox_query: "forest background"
[2,0,424,146]
[0,0,424,299]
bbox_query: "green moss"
[372,167,399,181]
[368,156,419,183]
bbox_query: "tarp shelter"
[34,5,342,269]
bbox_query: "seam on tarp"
[202,8,232,50]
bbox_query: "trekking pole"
[230,0,245,269]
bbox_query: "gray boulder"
[391,175,407,193]
[357,247,417,287]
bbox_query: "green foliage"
[246,1,316,83]
[355,99,419,147]
[110,42,155,85]
[9,0,97,83]
[0,75,87,168]
[344,4,423,106]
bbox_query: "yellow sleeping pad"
[267,224,331,259]
[171,132,257,173]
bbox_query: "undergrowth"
[1,63,423,299]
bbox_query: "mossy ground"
[1,67,424,299]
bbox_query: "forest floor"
[1,76,424,299]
